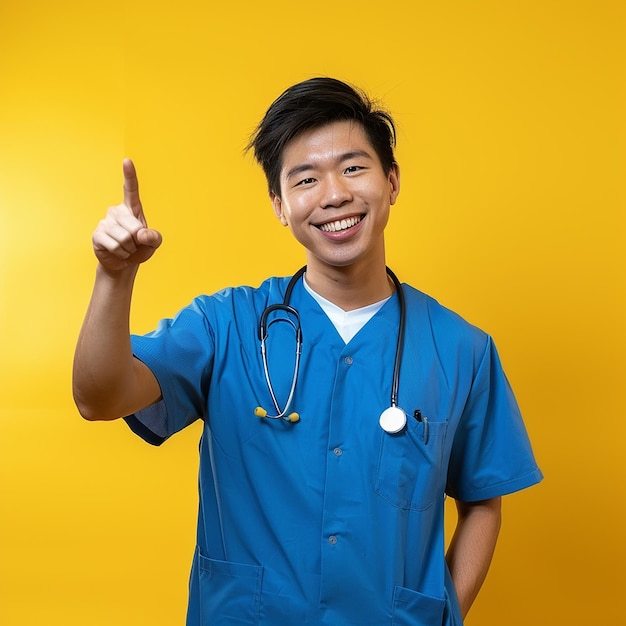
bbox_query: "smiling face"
[271,120,400,278]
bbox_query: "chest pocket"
[374,418,448,511]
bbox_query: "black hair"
[247,77,397,197]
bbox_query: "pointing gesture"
[122,158,143,217]
[92,159,163,273]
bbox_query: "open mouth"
[318,215,363,233]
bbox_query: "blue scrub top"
[126,276,542,626]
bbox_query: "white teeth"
[319,216,361,232]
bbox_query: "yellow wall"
[1,1,624,624]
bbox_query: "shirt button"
[333,447,343,456]
[344,356,353,365]
[328,535,338,545]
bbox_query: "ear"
[270,192,288,226]
[388,162,401,205]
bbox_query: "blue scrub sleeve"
[124,298,216,445]
[446,336,543,501]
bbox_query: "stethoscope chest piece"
[379,406,407,434]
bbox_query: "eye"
[295,177,316,187]
[344,165,364,174]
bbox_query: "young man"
[73,77,542,625]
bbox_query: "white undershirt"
[303,275,391,344]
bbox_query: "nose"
[319,174,352,209]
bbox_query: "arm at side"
[445,496,502,619]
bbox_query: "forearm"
[73,265,158,420]
[445,497,502,619]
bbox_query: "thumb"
[136,227,163,249]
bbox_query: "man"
[73,77,542,625]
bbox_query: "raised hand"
[92,159,162,273]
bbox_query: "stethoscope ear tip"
[254,406,300,423]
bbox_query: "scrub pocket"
[391,585,446,626]
[375,418,448,511]
[198,552,263,626]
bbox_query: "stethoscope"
[253,266,417,435]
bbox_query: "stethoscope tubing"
[258,304,302,418]
[385,267,405,410]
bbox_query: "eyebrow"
[284,150,374,181]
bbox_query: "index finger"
[122,158,142,214]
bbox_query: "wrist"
[95,262,139,284]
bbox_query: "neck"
[304,259,394,312]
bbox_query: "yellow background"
[1,1,624,624]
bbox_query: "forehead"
[280,120,377,171]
